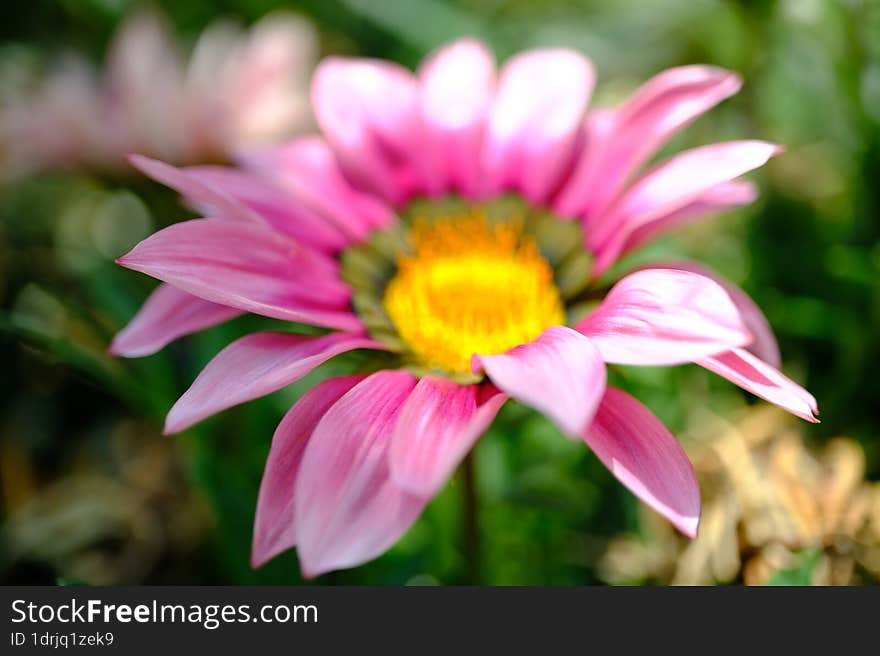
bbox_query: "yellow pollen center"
[383,212,565,375]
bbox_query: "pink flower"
[1,10,316,177]
[113,39,818,578]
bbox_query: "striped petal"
[294,370,425,578]
[589,141,780,274]
[585,387,700,537]
[483,48,594,203]
[312,58,426,204]
[117,218,361,331]
[556,65,742,220]
[391,379,506,497]
[239,137,396,238]
[577,268,751,365]
[697,348,819,422]
[164,332,385,434]
[109,283,241,357]
[178,166,350,252]
[473,326,606,438]
[418,39,495,196]
[653,260,780,368]
[252,375,365,568]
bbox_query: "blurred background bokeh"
[1,0,878,585]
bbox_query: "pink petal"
[311,58,427,205]
[472,326,606,438]
[117,218,362,331]
[418,39,495,197]
[207,13,317,148]
[132,155,348,253]
[294,370,425,578]
[107,12,179,100]
[552,109,616,219]
[556,65,741,220]
[577,268,751,365]
[697,348,819,422]
[483,48,595,203]
[238,137,395,238]
[585,387,701,537]
[653,260,780,368]
[251,375,365,568]
[164,332,385,434]
[178,166,350,253]
[105,13,186,163]
[109,283,242,357]
[129,155,259,223]
[617,180,758,261]
[589,141,781,274]
[390,378,507,497]
[3,59,105,175]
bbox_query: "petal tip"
[678,515,700,539]
[161,412,184,436]
[115,251,142,270]
[107,323,157,359]
[127,153,161,175]
[440,36,491,56]
[718,69,743,93]
[250,544,274,570]
[298,559,326,580]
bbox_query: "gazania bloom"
[113,39,818,577]
[2,10,315,177]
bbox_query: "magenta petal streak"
[251,375,366,568]
[109,283,242,357]
[556,65,742,220]
[697,348,819,422]
[311,58,425,205]
[418,39,495,197]
[585,387,701,537]
[164,332,386,434]
[237,136,396,236]
[117,218,362,331]
[616,180,758,263]
[589,141,780,275]
[473,326,606,438]
[293,371,425,578]
[651,260,780,367]
[129,154,261,223]
[483,48,594,204]
[577,268,751,365]
[178,165,351,253]
[390,377,507,497]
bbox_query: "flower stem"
[462,450,481,584]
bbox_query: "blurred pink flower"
[1,10,316,177]
[112,39,818,578]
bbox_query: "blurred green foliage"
[1,0,878,585]
[764,548,823,586]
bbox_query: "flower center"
[383,211,565,375]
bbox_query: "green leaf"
[764,548,823,586]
